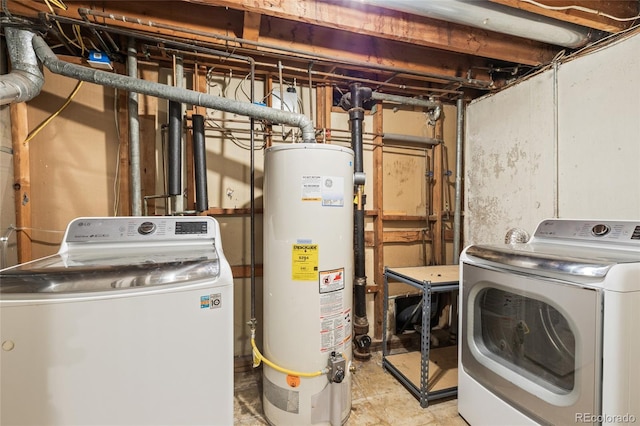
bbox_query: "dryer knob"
[592,224,610,237]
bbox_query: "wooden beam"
[241,11,262,48]
[490,0,638,32]
[10,102,32,263]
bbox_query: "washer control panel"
[64,216,216,243]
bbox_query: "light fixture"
[361,0,598,48]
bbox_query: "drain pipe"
[192,114,209,213]
[30,36,316,142]
[349,82,372,360]
[452,97,464,264]
[0,28,44,105]
[127,38,142,216]
[167,100,182,213]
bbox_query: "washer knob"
[138,221,156,235]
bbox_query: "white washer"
[459,219,640,426]
[0,216,234,426]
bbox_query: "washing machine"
[459,219,640,426]
[0,216,234,426]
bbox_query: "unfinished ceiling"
[3,0,640,102]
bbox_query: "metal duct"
[168,100,182,197]
[0,28,44,105]
[382,133,441,146]
[127,38,142,216]
[192,114,208,213]
[505,228,531,244]
[30,35,317,142]
[362,0,598,48]
[370,92,441,110]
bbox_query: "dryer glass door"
[461,263,601,425]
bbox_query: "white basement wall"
[464,32,640,246]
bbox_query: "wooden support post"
[316,83,333,142]
[10,102,31,263]
[372,101,385,340]
[117,89,131,216]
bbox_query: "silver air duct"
[0,28,44,105]
[29,35,316,142]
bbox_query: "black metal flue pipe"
[192,114,209,213]
[168,100,182,197]
[350,82,372,360]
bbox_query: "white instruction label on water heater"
[301,175,322,201]
[300,175,344,206]
[320,290,349,352]
[321,176,344,207]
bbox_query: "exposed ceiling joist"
[489,0,639,32]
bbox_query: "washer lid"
[0,247,220,294]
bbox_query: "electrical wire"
[25,80,83,143]
[112,88,121,216]
[521,0,640,23]
[43,0,82,50]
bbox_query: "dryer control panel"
[533,219,640,246]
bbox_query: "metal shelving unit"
[382,265,460,408]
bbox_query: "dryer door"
[461,263,602,426]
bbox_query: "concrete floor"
[234,350,468,425]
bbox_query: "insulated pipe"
[127,38,142,216]
[370,92,441,110]
[452,98,464,264]
[382,133,441,147]
[349,82,372,360]
[168,100,182,197]
[0,28,44,105]
[31,36,317,142]
[192,114,209,213]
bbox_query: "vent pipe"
[0,28,44,105]
[349,82,372,360]
[192,114,209,213]
[30,35,316,142]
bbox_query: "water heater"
[262,143,354,425]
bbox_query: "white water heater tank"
[262,143,354,425]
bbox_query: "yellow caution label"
[292,244,319,281]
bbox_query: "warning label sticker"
[319,268,345,294]
[301,176,322,201]
[320,306,352,353]
[291,244,318,281]
[301,175,345,206]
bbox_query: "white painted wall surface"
[557,35,640,219]
[465,32,640,246]
[465,71,556,245]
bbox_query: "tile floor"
[234,350,468,426]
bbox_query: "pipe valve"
[327,351,346,383]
